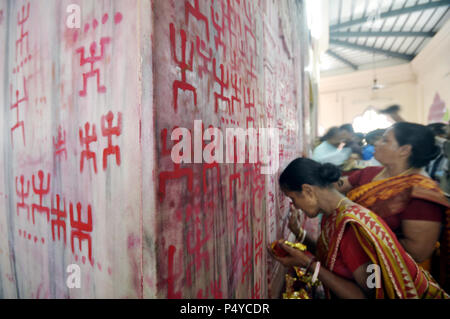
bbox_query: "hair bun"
[319,163,341,184]
[419,145,441,163]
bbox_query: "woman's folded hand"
[267,240,312,268]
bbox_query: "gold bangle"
[296,229,303,241]
[297,229,307,243]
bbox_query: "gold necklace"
[335,197,347,210]
[398,167,415,176]
[376,167,416,180]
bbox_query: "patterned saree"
[346,173,450,291]
[316,202,449,298]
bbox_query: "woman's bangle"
[301,230,307,243]
[305,256,317,273]
[295,230,301,241]
[312,261,321,283]
[297,229,307,244]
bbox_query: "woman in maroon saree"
[335,123,450,289]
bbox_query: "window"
[352,108,393,134]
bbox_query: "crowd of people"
[312,124,383,171]
[268,105,450,299]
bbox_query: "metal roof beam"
[330,31,436,37]
[330,0,450,30]
[326,49,359,70]
[330,39,415,61]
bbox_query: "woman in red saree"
[269,158,448,298]
[336,122,450,289]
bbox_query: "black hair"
[379,104,400,114]
[365,129,385,145]
[279,158,341,192]
[355,132,364,139]
[392,122,441,168]
[427,123,447,137]
[320,126,340,142]
[339,124,354,134]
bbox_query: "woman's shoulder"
[361,166,384,175]
[314,141,331,151]
[340,203,396,239]
[339,203,375,224]
[409,173,450,208]
[348,166,384,187]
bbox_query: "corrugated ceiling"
[321,0,450,75]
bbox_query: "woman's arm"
[398,199,443,263]
[400,220,441,263]
[314,261,373,299]
[268,241,370,299]
[288,206,317,253]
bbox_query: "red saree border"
[318,203,449,299]
[347,173,450,213]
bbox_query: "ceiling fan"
[372,77,385,91]
[351,54,392,105]
[370,53,386,91]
